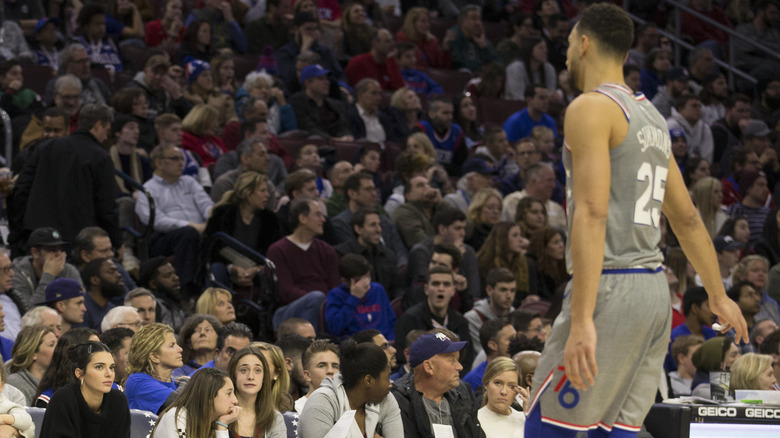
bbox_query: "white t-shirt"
[478,406,526,438]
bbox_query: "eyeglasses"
[0,266,12,274]
[161,156,184,162]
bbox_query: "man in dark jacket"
[11,103,121,256]
[346,78,404,143]
[391,332,485,438]
[289,64,353,139]
[394,266,474,374]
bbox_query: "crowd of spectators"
[1,0,780,437]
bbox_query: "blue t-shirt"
[503,108,558,143]
[463,360,488,394]
[125,372,178,414]
[664,323,718,372]
[188,360,215,377]
[325,282,396,341]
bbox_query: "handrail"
[205,231,278,302]
[114,169,155,238]
[0,109,10,168]
[622,1,761,88]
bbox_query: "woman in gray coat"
[300,340,403,438]
[7,326,57,405]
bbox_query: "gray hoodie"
[300,374,403,438]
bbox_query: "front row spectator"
[325,254,396,341]
[668,335,703,397]
[300,339,403,437]
[268,198,339,331]
[730,353,777,391]
[391,332,483,438]
[39,342,130,438]
[7,325,58,405]
[227,346,287,437]
[35,327,100,408]
[124,323,184,414]
[478,357,526,437]
[295,340,340,412]
[151,367,240,437]
[173,314,223,380]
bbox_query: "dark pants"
[150,226,201,295]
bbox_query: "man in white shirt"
[135,144,214,297]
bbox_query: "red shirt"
[182,131,226,168]
[144,20,185,47]
[345,53,405,90]
[395,30,452,69]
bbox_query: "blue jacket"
[325,282,396,340]
[401,69,443,95]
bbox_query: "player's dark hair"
[576,3,634,60]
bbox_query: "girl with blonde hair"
[478,357,525,437]
[7,326,57,405]
[252,342,293,412]
[395,7,450,68]
[466,188,503,251]
[691,176,726,238]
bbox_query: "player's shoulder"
[568,90,625,114]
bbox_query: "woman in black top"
[39,341,131,438]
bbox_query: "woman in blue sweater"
[325,254,396,340]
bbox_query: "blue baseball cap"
[300,64,329,84]
[409,333,467,368]
[185,57,211,85]
[37,278,85,305]
[669,128,686,140]
[34,17,59,34]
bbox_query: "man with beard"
[81,258,125,330]
[751,78,780,128]
[524,5,746,436]
[392,175,447,249]
[712,94,752,170]
[138,256,186,332]
[417,96,466,177]
[277,334,312,400]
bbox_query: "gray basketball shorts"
[527,268,671,434]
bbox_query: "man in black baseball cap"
[12,227,83,310]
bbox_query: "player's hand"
[563,318,598,391]
[709,294,749,344]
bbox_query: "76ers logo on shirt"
[554,366,580,409]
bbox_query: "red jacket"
[345,53,405,90]
[182,131,226,168]
[144,20,185,47]
[395,31,452,69]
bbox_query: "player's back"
[563,83,671,271]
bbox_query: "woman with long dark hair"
[299,340,401,438]
[477,222,539,303]
[34,327,99,407]
[228,347,287,437]
[175,20,213,64]
[504,36,556,100]
[39,342,131,438]
[152,368,240,438]
[528,227,567,301]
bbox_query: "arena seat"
[329,140,375,163]
[233,54,261,83]
[278,137,328,159]
[23,65,55,98]
[420,68,472,95]
[122,45,148,73]
[130,409,159,438]
[429,18,457,43]
[477,97,526,126]
[483,22,508,47]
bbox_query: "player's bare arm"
[563,91,627,391]
[661,156,749,344]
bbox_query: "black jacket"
[12,130,122,247]
[346,104,405,143]
[288,91,352,138]
[204,203,281,255]
[391,371,485,438]
[39,382,131,438]
[394,302,474,375]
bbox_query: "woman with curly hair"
[395,7,451,68]
[477,221,538,302]
[124,323,184,414]
[528,227,567,301]
[342,3,375,60]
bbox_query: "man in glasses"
[135,144,213,299]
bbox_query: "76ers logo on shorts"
[554,366,580,409]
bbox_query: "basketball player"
[525,4,747,437]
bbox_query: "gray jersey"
[563,83,671,271]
